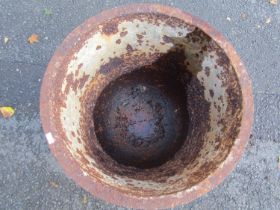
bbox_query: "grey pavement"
[0,0,280,209]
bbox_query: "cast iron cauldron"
[40,4,254,209]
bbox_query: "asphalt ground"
[0,0,280,209]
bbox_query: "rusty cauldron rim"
[40,3,254,209]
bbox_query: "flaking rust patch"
[218,140,238,169]
[46,132,55,144]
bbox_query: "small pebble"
[240,13,247,20]
[265,17,271,24]
[4,36,9,44]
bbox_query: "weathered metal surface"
[40,4,254,209]
[93,67,189,169]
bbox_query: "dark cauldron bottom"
[93,66,190,169]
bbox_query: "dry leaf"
[269,0,278,5]
[49,181,59,188]
[0,107,15,118]
[82,195,88,205]
[28,34,39,44]
[4,36,9,44]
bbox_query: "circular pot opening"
[79,23,243,194]
[41,4,253,209]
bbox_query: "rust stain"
[126,44,133,52]
[71,131,76,137]
[136,34,144,45]
[75,63,84,77]
[99,57,124,74]
[77,149,90,165]
[116,39,121,44]
[64,72,90,94]
[101,21,118,35]
[205,66,210,76]
[120,31,128,37]
[78,73,90,90]
[64,73,74,95]
[209,89,214,98]
[163,35,172,43]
